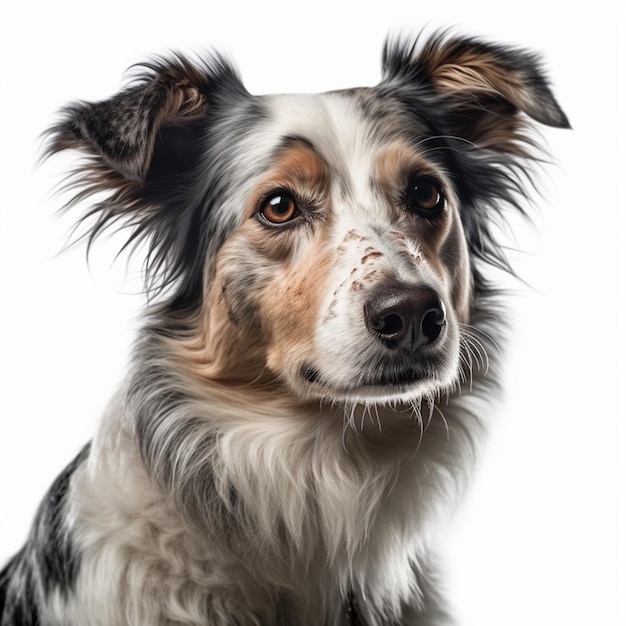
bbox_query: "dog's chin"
[295,361,457,405]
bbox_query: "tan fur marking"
[416,39,526,102]
[415,40,539,151]
[374,141,440,198]
[260,237,336,374]
[245,144,330,219]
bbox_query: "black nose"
[364,285,446,351]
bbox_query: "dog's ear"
[45,55,249,306]
[48,55,244,182]
[382,33,570,280]
[382,32,570,149]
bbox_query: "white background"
[1,2,624,625]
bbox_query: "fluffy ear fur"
[382,32,570,150]
[48,55,244,181]
[44,55,250,305]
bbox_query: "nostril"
[372,312,404,336]
[421,307,445,344]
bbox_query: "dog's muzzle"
[299,283,451,397]
[363,284,446,352]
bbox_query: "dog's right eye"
[259,192,299,225]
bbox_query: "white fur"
[51,373,488,625]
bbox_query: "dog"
[0,31,568,625]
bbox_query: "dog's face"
[205,92,470,403]
[49,34,569,406]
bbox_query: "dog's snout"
[364,286,446,351]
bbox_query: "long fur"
[1,31,569,626]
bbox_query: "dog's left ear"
[382,33,570,148]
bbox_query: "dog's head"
[48,33,568,404]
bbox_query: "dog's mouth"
[300,359,445,399]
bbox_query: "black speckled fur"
[0,444,90,625]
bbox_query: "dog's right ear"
[45,55,249,304]
[47,55,246,183]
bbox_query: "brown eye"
[259,192,299,225]
[406,176,445,217]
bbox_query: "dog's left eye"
[259,192,299,225]
[406,176,446,217]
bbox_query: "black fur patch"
[36,443,91,594]
[0,549,40,626]
[0,444,91,623]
